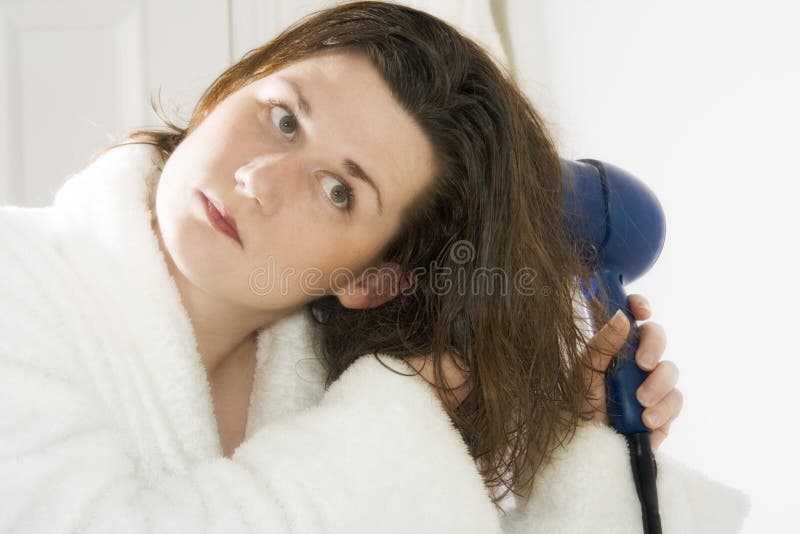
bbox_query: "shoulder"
[501,422,751,534]
[0,205,85,380]
[0,205,62,303]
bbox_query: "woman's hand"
[583,294,682,451]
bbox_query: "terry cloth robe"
[0,143,750,533]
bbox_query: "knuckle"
[631,293,650,309]
[659,359,679,380]
[604,324,627,343]
[641,321,666,346]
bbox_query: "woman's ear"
[335,262,412,309]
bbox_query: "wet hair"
[95,0,610,512]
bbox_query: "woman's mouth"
[201,192,243,248]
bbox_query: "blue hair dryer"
[560,158,666,534]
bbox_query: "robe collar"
[52,142,327,465]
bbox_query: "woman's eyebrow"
[278,76,313,118]
[277,76,384,215]
[344,160,384,215]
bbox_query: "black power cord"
[626,433,662,534]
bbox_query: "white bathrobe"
[0,143,749,533]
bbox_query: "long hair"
[95,0,611,512]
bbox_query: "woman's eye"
[270,104,297,140]
[320,175,353,211]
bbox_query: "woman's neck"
[150,216,283,375]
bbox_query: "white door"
[0,0,230,207]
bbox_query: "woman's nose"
[234,154,300,216]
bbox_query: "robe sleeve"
[499,421,751,534]
[0,347,503,533]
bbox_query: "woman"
[0,1,747,532]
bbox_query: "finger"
[649,420,672,451]
[635,321,667,371]
[627,294,652,321]
[642,388,684,429]
[587,309,630,376]
[636,360,679,407]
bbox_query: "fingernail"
[645,411,661,427]
[611,309,626,326]
[639,351,657,371]
[637,387,652,406]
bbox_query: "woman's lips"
[201,192,243,248]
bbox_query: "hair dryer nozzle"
[560,159,666,285]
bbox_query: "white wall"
[501,1,799,531]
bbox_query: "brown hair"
[96,0,611,512]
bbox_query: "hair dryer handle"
[592,266,651,436]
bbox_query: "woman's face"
[155,50,436,314]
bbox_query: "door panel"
[0,0,230,207]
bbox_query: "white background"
[500,2,798,532]
[1,1,796,531]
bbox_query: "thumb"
[586,309,631,374]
